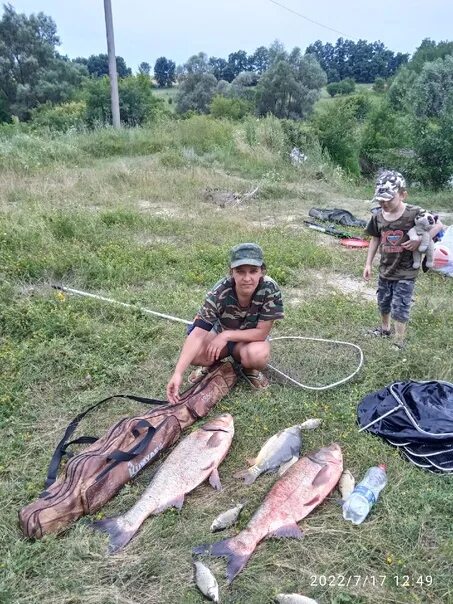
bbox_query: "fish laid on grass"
[234,419,322,485]
[275,594,319,604]
[338,469,355,501]
[193,560,220,603]
[194,443,343,582]
[210,502,245,532]
[93,414,234,553]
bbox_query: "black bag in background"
[357,381,453,473]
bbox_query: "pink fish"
[193,443,343,582]
[93,414,234,553]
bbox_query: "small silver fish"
[210,502,245,532]
[193,560,220,603]
[275,594,319,604]
[338,469,355,501]
[235,419,322,485]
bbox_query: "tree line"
[1,4,452,190]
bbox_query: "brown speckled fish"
[194,443,343,582]
[93,414,234,553]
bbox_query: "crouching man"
[166,243,284,403]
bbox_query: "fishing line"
[53,285,364,391]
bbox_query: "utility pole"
[103,0,120,128]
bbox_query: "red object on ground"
[340,238,370,248]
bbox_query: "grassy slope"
[0,120,452,604]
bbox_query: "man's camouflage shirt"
[196,275,284,332]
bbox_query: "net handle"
[267,336,364,391]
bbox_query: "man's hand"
[166,371,183,404]
[363,264,372,281]
[401,237,421,251]
[206,333,228,362]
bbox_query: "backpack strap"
[42,394,166,493]
[94,418,158,482]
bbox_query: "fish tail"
[92,517,137,554]
[193,535,254,583]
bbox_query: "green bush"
[172,115,234,153]
[312,97,362,175]
[373,77,386,93]
[29,101,87,132]
[209,95,252,120]
[84,75,165,127]
[280,119,317,151]
[411,114,453,189]
[360,99,412,175]
[326,78,356,96]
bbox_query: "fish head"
[286,425,303,437]
[310,443,343,466]
[202,413,235,435]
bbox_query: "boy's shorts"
[377,277,415,323]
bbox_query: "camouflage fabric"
[365,204,423,280]
[377,277,415,323]
[373,170,406,202]
[230,243,264,268]
[196,276,284,332]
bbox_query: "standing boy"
[166,243,284,403]
[363,170,443,348]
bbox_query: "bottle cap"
[378,464,387,471]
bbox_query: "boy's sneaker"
[188,366,209,384]
[242,369,270,390]
[367,326,391,337]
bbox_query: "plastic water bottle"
[342,465,387,525]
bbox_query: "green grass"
[0,122,452,604]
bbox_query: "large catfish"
[93,414,234,553]
[193,443,342,582]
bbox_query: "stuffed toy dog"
[408,210,435,269]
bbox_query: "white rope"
[54,285,364,390]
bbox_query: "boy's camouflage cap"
[373,170,407,202]
[230,243,264,268]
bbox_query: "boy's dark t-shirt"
[196,275,284,332]
[365,204,422,280]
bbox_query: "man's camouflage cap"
[230,243,264,268]
[373,170,407,202]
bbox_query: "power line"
[268,0,356,40]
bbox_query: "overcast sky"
[8,0,453,70]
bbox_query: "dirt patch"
[136,200,181,217]
[325,274,375,301]
[135,234,180,246]
[285,269,375,306]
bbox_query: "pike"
[93,414,234,553]
[194,443,343,582]
[234,419,322,485]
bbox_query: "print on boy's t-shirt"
[381,229,405,253]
